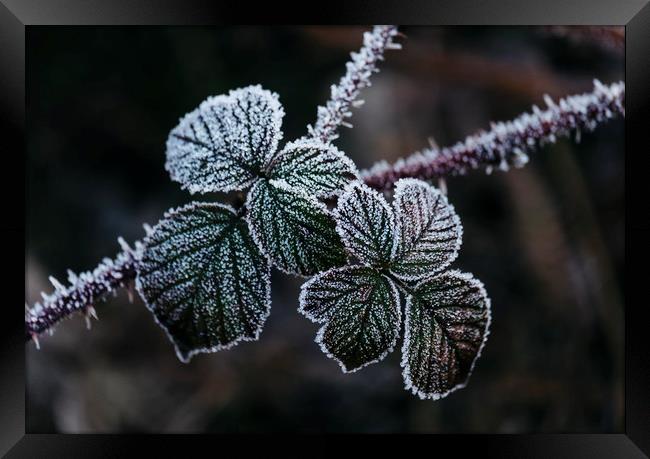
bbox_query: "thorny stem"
[25,238,144,343]
[307,25,402,144]
[361,80,625,191]
[25,29,625,345]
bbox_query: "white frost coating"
[135,201,272,363]
[165,85,285,194]
[391,178,463,282]
[268,137,359,198]
[308,25,401,144]
[297,177,491,398]
[296,178,491,400]
[400,270,491,401]
[299,266,401,373]
[245,179,347,276]
[333,182,395,267]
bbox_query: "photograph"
[24,25,626,434]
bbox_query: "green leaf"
[333,182,395,267]
[267,138,358,198]
[165,85,284,194]
[246,179,347,276]
[391,178,462,282]
[299,266,400,373]
[401,270,490,400]
[136,202,271,363]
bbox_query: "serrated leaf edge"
[245,178,347,277]
[333,181,397,267]
[390,178,464,282]
[135,200,272,363]
[268,137,360,199]
[298,266,401,374]
[399,269,491,400]
[165,84,285,195]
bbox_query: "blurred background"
[26,26,624,433]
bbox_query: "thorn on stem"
[86,305,98,320]
[143,223,154,236]
[438,178,448,196]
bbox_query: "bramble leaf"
[401,270,490,400]
[135,202,271,363]
[246,179,347,276]
[333,182,395,267]
[165,85,284,194]
[391,178,462,282]
[267,138,359,198]
[299,266,400,372]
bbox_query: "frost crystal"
[391,179,462,282]
[300,178,491,400]
[246,179,347,276]
[300,266,400,372]
[136,202,271,363]
[333,182,395,267]
[268,138,359,198]
[166,85,285,194]
[401,271,490,400]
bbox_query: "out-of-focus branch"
[307,25,402,143]
[361,80,625,191]
[542,26,624,54]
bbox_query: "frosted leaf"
[136,202,271,363]
[299,266,400,373]
[165,85,284,194]
[268,138,359,198]
[246,179,347,276]
[391,178,462,282]
[333,182,395,267]
[401,270,491,400]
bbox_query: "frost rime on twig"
[25,237,143,342]
[308,25,401,144]
[361,80,625,191]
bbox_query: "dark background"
[26,26,624,433]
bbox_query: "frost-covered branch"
[25,237,143,343]
[307,25,401,144]
[362,80,625,191]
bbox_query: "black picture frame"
[3,1,649,456]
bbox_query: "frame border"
[3,1,648,456]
